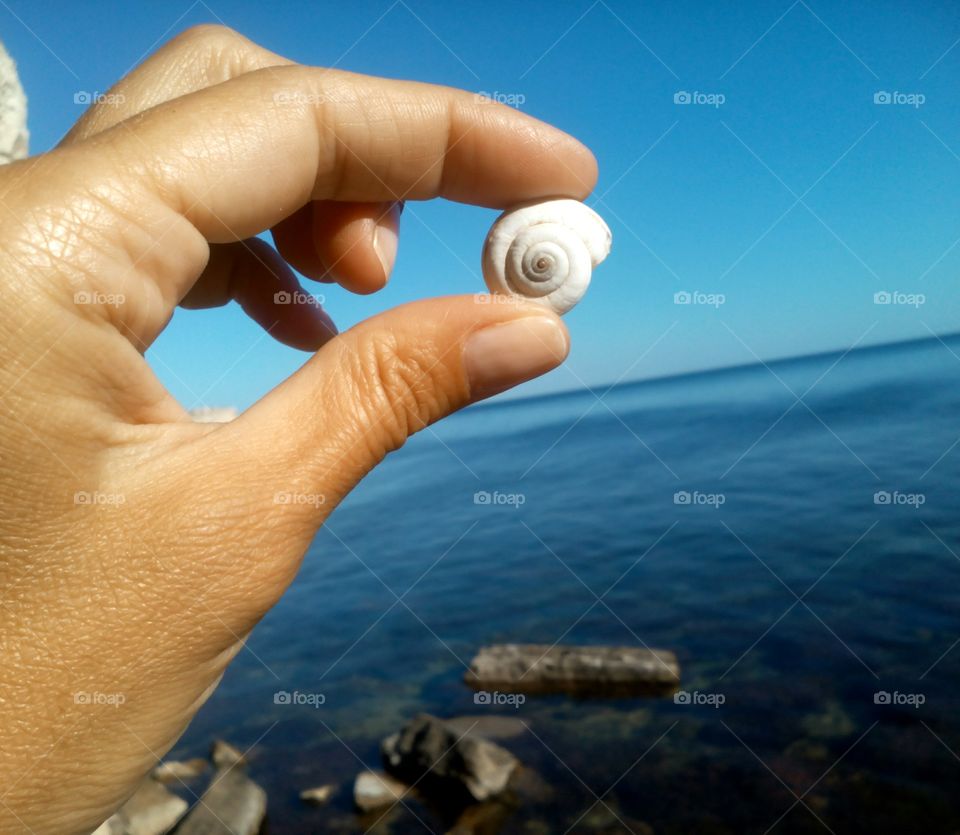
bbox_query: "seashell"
[481,198,612,315]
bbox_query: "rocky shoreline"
[93,643,679,834]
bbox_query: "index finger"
[68,65,598,244]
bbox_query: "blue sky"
[4,0,960,408]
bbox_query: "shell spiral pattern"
[481,198,612,315]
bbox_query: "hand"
[0,25,596,835]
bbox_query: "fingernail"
[464,316,570,400]
[373,203,401,283]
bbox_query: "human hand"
[0,25,595,834]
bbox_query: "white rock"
[0,40,27,165]
[175,768,266,835]
[299,783,335,805]
[353,770,408,812]
[92,779,187,835]
[151,758,208,783]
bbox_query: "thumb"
[206,294,567,543]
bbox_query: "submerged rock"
[173,768,266,835]
[152,759,208,784]
[354,770,408,812]
[382,714,519,804]
[300,783,336,806]
[801,699,856,740]
[465,644,679,696]
[577,803,654,834]
[446,797,518,834]
[445,715,527,741]
[508,767,554,804]
[92,779,187,835]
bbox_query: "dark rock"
[173,768,266,834]
[465,644,679,696]
[382,714,518,804]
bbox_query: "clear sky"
[4,0,959,409]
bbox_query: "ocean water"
[172,334,960,834]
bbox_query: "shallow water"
[171,334,960,833]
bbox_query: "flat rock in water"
[465,644,679,696]
[444,715,527,740]
[299,783,335,805]
[354,770,408,812]
[92,779,188,835]
[381,714,518,804]
[173,768,266,835]
[152,759,208,784]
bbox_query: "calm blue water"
[174,334,960,834]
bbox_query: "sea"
[169,333,960,834]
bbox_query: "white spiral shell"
[481,198,612,315]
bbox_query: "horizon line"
[477,328,960,411]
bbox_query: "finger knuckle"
[172,23,247,57]
[347,330,454,455]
